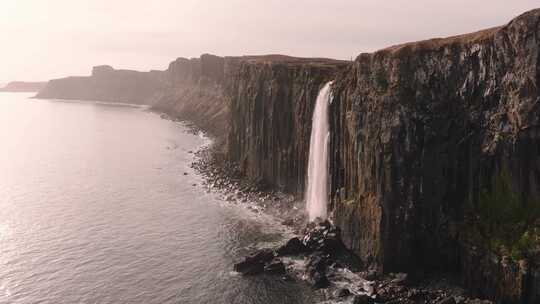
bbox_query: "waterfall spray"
[305,81,332,222]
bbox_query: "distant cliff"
[150,54,231,138]
[0,81,46,92]
[36,66,167,104]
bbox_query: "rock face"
[0,81,47,92]
[36,66,166,104]
[150,54,231,138]
[226,57,349,194]
[152,54,348,155]
[329,9,540,303]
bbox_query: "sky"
[0,0,538,83]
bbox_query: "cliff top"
[371,8,539,57]
[238,54,347,64]
[380,27,500,54]
[233,54,350,68]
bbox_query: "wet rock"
[281,274,294,282]
[233,249,275,275]
[276,237,308,256]
[353,294,374,304]
[306,251,330,289]
[310,271,330,289]
[281,218,294,226]
[306,251,329,272]
[437,297,456,304]
[264,259,286,275]
[335,288,351,298]
[391,273,409,286]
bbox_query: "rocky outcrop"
[36,66,166,104]
[329,8,540,303]
[0,81,46,92]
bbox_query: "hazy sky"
[0,0,538,83]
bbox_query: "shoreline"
[26,96,497,304]
[157,110,495,304]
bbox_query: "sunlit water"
[0,93,316,304]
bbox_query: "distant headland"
[0,81,47,92]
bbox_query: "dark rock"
[336,288,351,298]
[276,237,308,256]
[364,269,379,280]
[437,297,457,304]
[281,274,294,282]
[281,218,294,226]
[306,251,329,273]
[310,271,330,289]
[329,11,540,304]
[233,249,274,275]
[264,259,286,275]
[353,294,374,304]
[391,273,409,286]
[306,251,330,289]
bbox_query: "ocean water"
[0,93,316,304]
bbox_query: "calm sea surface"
[0,93,316,304]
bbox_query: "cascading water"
[305,81,332,222]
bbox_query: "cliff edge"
[330,9,540,303]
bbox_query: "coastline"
[155,110,495,304]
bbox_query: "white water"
[306,82,332,222]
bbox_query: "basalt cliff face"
[151,54,348,171]
[36,66,166,104]
[226,57,348,194]
[329,9,540,303]
[150,54,231,138]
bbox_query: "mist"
[1,0,538,83]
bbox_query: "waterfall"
[306,81,332,222]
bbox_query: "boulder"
[264,259,286,275]
[335,288,351,298]
[353,294,374,304]
[310,271,330,289]
[233,249,275,275]
[276,237,308,256]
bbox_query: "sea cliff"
[34,8,540,303]
[329,9,540,302]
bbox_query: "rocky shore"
[184,135,494,304]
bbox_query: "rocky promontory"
[0,81,46,92]
[36,65,167,104]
